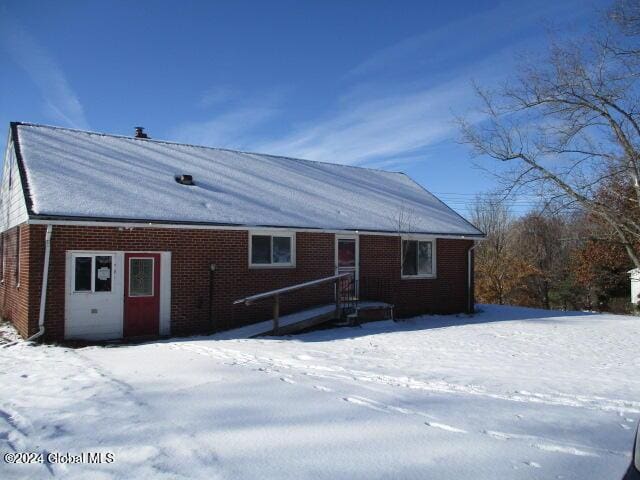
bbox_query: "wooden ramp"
[212,304,338,340]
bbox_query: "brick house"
[0,122,484,342]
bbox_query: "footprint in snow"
[533,443,597,457]
[280,377,295,384]
[424,422,467,433]
[524,461,541,468]
[621,423,632,430]
[342,396,389,413]
[313,385,332,392]
[484,430,510,440]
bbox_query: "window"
[337,239,356,267]
[402,239,435,278]
[250,233,294,267]
[74,257,92,291]
[95,256,113,292]
[73,254,113,293]
[129,258,154,296]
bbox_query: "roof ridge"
[12,121,405,177]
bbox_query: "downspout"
[27,224,52,342]
[208,263,216,331]
[467,240,477,314]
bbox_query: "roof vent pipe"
[134,127,149,139]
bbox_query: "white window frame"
[71,253,114,294]
[248,231,296,268]
[128,257,155,297]
[400,236,437,279]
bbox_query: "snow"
[0,321,21,344]
[1,304,638,479]
[14,123,482,236]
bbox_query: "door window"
[338,239,356,267]
[94,256,113,292]
[74,257,93,292]
[73,254,113,293]
[129,258,154,297]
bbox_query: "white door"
[65,251,124,340]
[335,235,359,300]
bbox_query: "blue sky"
[0,0,606,215]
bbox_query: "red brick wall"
[14,225,473,341]
[28,225,334,341]
[359,235,473,317]
[0,224,40,338]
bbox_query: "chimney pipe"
[134,126,149,139]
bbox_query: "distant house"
[0,122,484,341]
[629,268,640,306]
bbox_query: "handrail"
[233,273,352,306]
[232,272,353,335]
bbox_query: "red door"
[124,253,160,337]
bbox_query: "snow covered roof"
[9,122,483,236]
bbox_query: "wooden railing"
[233,273,353,335]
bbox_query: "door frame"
[335,234,359,298]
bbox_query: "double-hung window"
[72,254,113,293]
[250,233,295,267]
[402,238,436,278]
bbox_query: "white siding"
[0,141,28,232]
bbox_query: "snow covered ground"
[0,305,638,479]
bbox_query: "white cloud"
[171,88,286,149]
[258,81,464,165]
[346,0,588,80]
[197,86,236,109]
[0,19,89,130]
[170,105,279,149]
[255,50,508,166]
[253,0,592,167]
[170,0,593,166]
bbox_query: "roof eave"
[27,213,486,238]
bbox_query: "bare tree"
[388,204,417,269]
[469,195,534,304]
[511,212,568,309]
[459,0,640,268]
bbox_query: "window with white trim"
[250,233,294,267]
[402,239,435,278]
[72,254,113,293]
